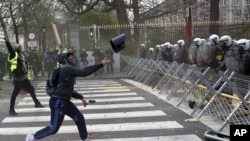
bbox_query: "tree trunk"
[113,0,132,55]
[209,0,220,35]
[0,14,8,39]
[113,0,129,25]
[132,0,141,57]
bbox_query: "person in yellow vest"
[27,63,38,90]
[18,63,34,95]
[3,36,44,115]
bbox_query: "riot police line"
[121,35,250,132]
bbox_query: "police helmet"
[173,44,179,49]
[149,47,154,52]
[177,40,185,47]
[219,35,232,46]
[236,39,250,51]
[164,42,172,49]
[155,44,161,48]
[193,38,202,46]
[159,44,165,50]
[141,44,145,48]
[208,34,219,44]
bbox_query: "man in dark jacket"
[105,47,114,73]
[25,51,110,141]
[3,37,44,115]
[80,48,88,68]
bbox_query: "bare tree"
[209,0,220,34]
[0,1,9,38]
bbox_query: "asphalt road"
[0,74,229,141]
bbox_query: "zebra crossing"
[0,79,204,141]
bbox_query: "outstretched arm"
[69,58,111,77]
[3,36,15,59]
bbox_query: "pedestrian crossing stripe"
[36,88,131,93]
[37,80,121,86]
[18,97,145,106]
[37,86,128,91]
[0,121,183,135]
[76,89,131,93]
[76,135,203,141]
[2,110,166,123]
[74,83,122,86]
[34,92,138,97]
[15,102,155,113]
[0,80,204,141]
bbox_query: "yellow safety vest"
[56,61,60,68]
[27,68,33,80]
[7,52,18,72]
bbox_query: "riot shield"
[172,45,180,61]
[196,40,207,67]
[202,40,216,64]
[224,51,243,73]
[188,43,198,64]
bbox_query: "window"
[205,0,210,7]
[221,12,228,21]
[233,11,241,21]
[204,12,210,21]
[173,14,178,22]
[221,0,228,6]
[246,13,250,20]
[233,0,240,5]
[246,0,250,5]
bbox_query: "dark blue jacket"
[53,53,104,99]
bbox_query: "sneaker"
[35,103,44,108]
[9,110,18,115]
[82,138,89,141]
[25,134,35,141]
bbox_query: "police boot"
[35,102,45,108]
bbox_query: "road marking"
[29,92,138,98]
[37,81,120,87]
[0,121,183,135]
[15,102,155,113]
[84,135,203,141]
[2,110,166,123]
[18,97,145,106]
[36,88,131,93]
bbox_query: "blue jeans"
[34,97,88,140]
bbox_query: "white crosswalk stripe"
[72,135,202,141]
[0,80,203,141]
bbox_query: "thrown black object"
[188,100,196,109]
[203,130,230,141]
[89,100,96,103]
[110,33,126,53]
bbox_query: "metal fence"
[78,21,250,58]
[121,56,250,132]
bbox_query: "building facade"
[141,0,250,24]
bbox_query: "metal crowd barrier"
[121,56,250,132]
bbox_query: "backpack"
[46,67,60,96]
